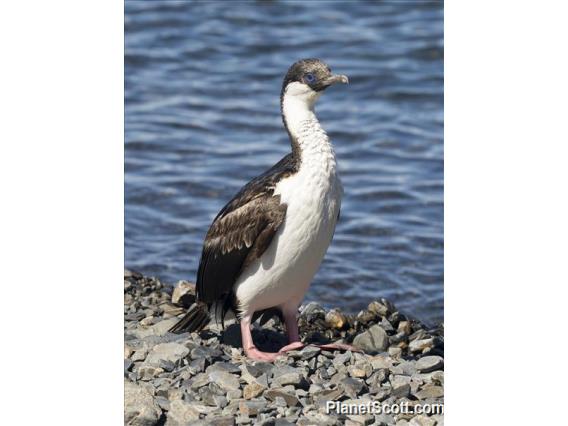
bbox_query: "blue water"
[125,1,443,325]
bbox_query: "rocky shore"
[124,271,444,426]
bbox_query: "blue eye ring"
[304,73,316,83]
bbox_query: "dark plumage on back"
[169,153,298,334]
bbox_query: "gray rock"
[341,377,368,399]
[398,360,417,376]
[353,325,389,353]
[198,386,219,406]
[124,359,133,374]
[265,388,300,407]
[391,375,411,398]
[312,387,344,403]
[125,312,146,321]
[273,372,304,387]
[325,309,347,329]
[191,345,223,360]
[171,280,195,307]
[366,369,388,387]
[368,301,390,317]
[206,361,241,374]
[347,364,369,379]
[416,356,443,373]
[189,357,207,374]
[372,387,391,402]
[415,385,444,400]
[124,381,162,426]
[238,399,268,417]
[409,338,435,353]
[388,347,403,359]
[347,413,374,425]
[409,415,437,426]
[274,420,295,426]
[137,364,164,381]
[208,370,241,391]
[149,318,181,336]
[241,363,274,380]
[398,320,412,335]
[368,355,392,370]
[190,372,210,390]
[155,396,170,411]
[332,351,352,367]
[300,302,326,319]
[243,383,266,400]
[165,399,200,425]
[146,342,189,367]
[226,389,243,400]
[299,346,321,360]
[131,349,148,362]
[380,317,395,333]
[208,416,236,426]
[430,370,444,386]
[374,413,396,425]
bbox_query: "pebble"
[415,384,444,400]
[171,280,196,307]
[150,318,182,336]
[124,359,133,374]
[131,349,148,362]
[409,415,437,426]
[243,383,266,399]
[409,338,435,353]
[391,375,411,397]
[145,342,189,366]
[165,399,200,425]
[325,309,347,329]
[137,364,164,380]
[124,272,444,425]
[265,388,300,407]
[207,416,236,426]
[209,370,241,391]
[341,377,367,399]
[369,355,393,370]
[416,355,444,373]
[347,364,368,378]
[398,321,412,335]
[238,399,268,417]
[124,381,162,426]
[368,301,390,317]
[353,324,389,353]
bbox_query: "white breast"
[234,112,343,316]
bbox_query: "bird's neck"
[281,92,332,164]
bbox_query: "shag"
[170,58,350,361]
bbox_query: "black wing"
[196,153,298,306]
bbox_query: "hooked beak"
[322,74,349,86]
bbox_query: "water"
[125,1,443,325]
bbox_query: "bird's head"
[281,58,349,108]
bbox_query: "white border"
[1,1,567,424]
[0,2,123,424]
[446,1,568,424]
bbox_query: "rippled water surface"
[125,1,443,325]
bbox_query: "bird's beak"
[323,74,349,86]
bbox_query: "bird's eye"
[304,73,316,83]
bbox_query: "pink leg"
[315,342,362,352]
[240,315,281,362]
[279,307,305,352]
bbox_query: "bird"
[169,58,350,361]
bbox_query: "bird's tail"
[168,302,210,334]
